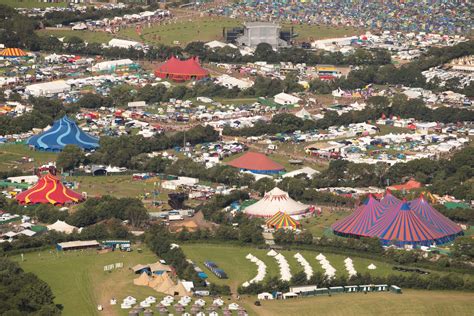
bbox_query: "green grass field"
[287,24,362,41]
[242,289,474,316]
[13,248,158,316]
[37,29,114,44]
[117,17,362,47]
[182,243,402,290]
[66,175,169,203]
[12,245,474,316]
[0,0,65,8]
[0,143,57,172]
[303,208,352,236]
[119,17,239,46]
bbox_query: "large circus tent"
[16,172,84,205]
[227,152,285,174]
[243,187,311,218]
[0,48,27,58]
[154,56,209,82]
[27,116,99,151]
[332,192,463,247]
[266,211,301,230]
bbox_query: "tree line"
[238,268,474,295]
[0,258,61,315]
[0,195,148,253]
[308,40,474,95]
[223,95,474,137]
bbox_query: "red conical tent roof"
[16,173,84,205]
[332,194,386,237]
[409,194,462,237]
[387,179,422,191]
[227,152,284,173]
[367,200,441,246]
[154,56,209,81]
[380,189,401,207]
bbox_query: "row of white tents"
[316,253,336,279]
[243,253,267,287]
[344,258,358,278]
[294,253,314,280]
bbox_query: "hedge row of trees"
[0,196,148,253]
[238,269,474,295]
[185,41,392,66]
[145,224,231,295]
[245,147,473,212]
[88,124,218,168]
[308,40,474,93]
[0,97,75,135]
[0,258,61,315]
[223,95,474,138]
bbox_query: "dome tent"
[27,116,99,151]
[244,187,309,218]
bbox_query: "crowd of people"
[210,0,472,35]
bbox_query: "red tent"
[227,152,284,174]
[16,173,84,205]
[154,56,209,81]
[387,179,422,191]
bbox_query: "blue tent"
[27,116,99,151]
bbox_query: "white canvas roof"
[47,220,78,234]
[274,92,301,105]
[92,59,133,71]
[282,167,319,179]
[25,80,70,97]
[57,240,99,249]
[108,39,143,49]
[295,108,312,119]
[128,101,147,108]
[244,187,309,217]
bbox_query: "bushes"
[238,270,474,295]
[145,225,231,295]
[0,258,61,315]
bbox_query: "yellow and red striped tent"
[266,211,300,230]
[0,48,27,58]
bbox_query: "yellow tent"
[153,272,175,293]
[148,274,164,288]
[166,281,190,297]
[133,272,151,286]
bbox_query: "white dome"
[244,187,309,217]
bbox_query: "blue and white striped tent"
[27,116,99,151]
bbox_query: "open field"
[66,175,169,202]
[182,244,404,290]
[12,245,474,316]
[37,29,114,44]
[287,24,362,42]
[0,143,57,172]
[119,17,239,46]
[118,17,363,47]
[13,248,158,316]
[242,289,474,316]
[0,0,65,8]
[303,208,352,237]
